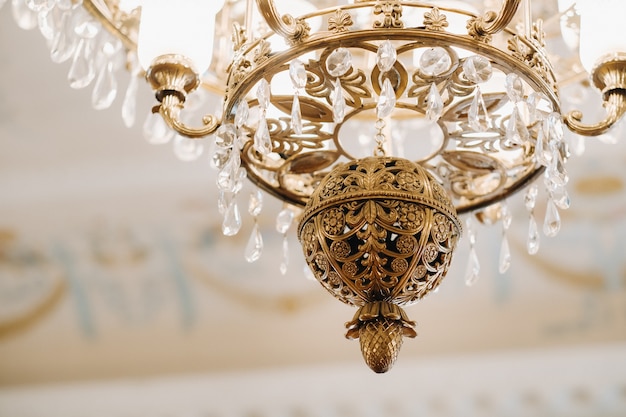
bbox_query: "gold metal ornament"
[298,156,461,373]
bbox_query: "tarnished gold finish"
[565,54,626,136]
[298,156,461,372]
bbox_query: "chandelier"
[5,0,626,372]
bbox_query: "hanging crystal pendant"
[546,145,569,186]
[543,198,561,237]
[216,123,237,148]
[254,115,272,155]
[173,135,204,162]
[534,128,552,166]
[505,107,529,145]
[527,214,540,255]
[419,47,452,76]
[468,87,491,132]
[377,78,396,119]
[426,83,443,122]
[291,92,303,135]
[331,79,346,123]
[498,234,511,274]
[68,37,97,89]
[505,73,524,103]
[462,55,493,84]
[280,235,289,275]
[38,6,59,40]
[12,0,38,30]
[244,223,263,263]
[92,61,117,110]
[464,247,480,286]
[276,207,295,234]
[222,200,242,237]
[218,190,234,215]
[143,111,174,145]
[326,47,352,77]
[217,150,241,192]
[235,99,250,129]
[248,190,263,217]
[289,59,307,89]
[257,78,271,110]
[50,11,76,63]
[524,184,538,211]
[122,74,139,128]
[376,40,397,73]
[551,185,571,210]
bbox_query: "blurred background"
[1,3,626,417]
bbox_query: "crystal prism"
[50,11,77,63]
[257,79,271,110]
[501,203,512,230]
[376,40,397,73]
[547,146,569,186]
[505,107,529,145]
[276,207,295,234]
[68,38,96,89]
[254,115,272,155]
[248,190,263,217]
[218,191,234,215]
[289,59,307,89]
[426,83,444,122]
[463,55,492,84]
[173,135,204,162]
[235,100,250,129]
[419,47,451,76]
[524,184,538,211]
[326,47,352,77]
[216,123,237,148]
[26,0,54,12]
[211,147,231,170]
[468,87,491,132]
[498,234,511,274]
[37,6,59,40]
[464,247,480,286]
[505,73,524,102]
[545,112,564,143]
[331,79,346,123]
[92,62,117,110]
[143,111,173,145]
[217,150,241,192]
[222,201,242,237]
[73,8,101,39]
[377,78,396,119]
[121,74,139,128]
[527,214,540,255]
[291,93,303,135]
[551,185,571,210]
[543,198,561,237]
[534,128,552,166]
[244,223,263,263]
[280,236,289,275]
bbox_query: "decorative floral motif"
[373,2,403,29]
[300,222,318,256]
[413,264,427,279]
[328,271,342,288]
[432,213,452,242]
[322,207,346,235]
[396,235,416,254]
[391,258,408,273]
[422,243,439,263]
[423,7,448,32]
[328,9,353,33]
[342,261,358,277]
[396,171,423,193]
[397,203,425,231]
[330,240,351,258]
[314,253,329,271]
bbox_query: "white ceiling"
[0,3,626,413]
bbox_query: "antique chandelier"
[6,0,626,372]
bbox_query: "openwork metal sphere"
[298,156,462,372]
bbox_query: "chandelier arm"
[156,96,220,139]
[82,0,136,51]
[470,0,522,37]
[564,92,626,137]
[255,0,309,42]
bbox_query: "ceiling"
[0,2,626,416]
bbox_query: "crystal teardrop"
[257,79,271,110]
[505,107,529,145]
[235,99,249,129]
[527,214,540,255]
[331,79,346,123]
[91,62,117,110]
[244,223,263,263]
[464,246,480,286]
[547,146,569,186]
[121,75,139,128]
[498,234,511,274]
[218,191,234,215]
[545,112,564,143]
[254,115,272,155]
[222,201,242,237]
[276,207,295,234]
[376,40,397,73]
[211,147,230,170]
[426,83,443,122]
[534,128,552,166]
[215,123,237,148]
[376,78,396,119]
[291,92,303,135]
[217,150,241,192]
[543,198,561,237]
[524,184,538,211]
[143,111,173,145]
[248,190,263,217]
[173,135,204,162]
[505,73,524,102]
[551,185,571,210]
[12,0,38,30]
[326,47,352,78]
[68,38,96,89]
[280,236,289,275]
[50,11,76,63]
[37,6,59,40]
[468,87,491,132]
[289,59,307,89]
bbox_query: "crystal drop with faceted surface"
[534,128,552,166]
[276,207,295,234]
[505,107,529,145]
[291,93,303,135]
[254,116,272,155]
[143,111,174,145]
[68,38,96,88]
[466,216,477,246]
[289,59,307,89]
[92,62,117,110]
[235,99,249,129]
[216,123,237,148]
[218,191,234,215]
[426,83,444,122]
[38,6,59,40]
[527,214,540,255]
[121,75,139,128]
[73,8,100,39]
[547,145,569,186]
[280,236,289,275]
[173,135,204,162]
[545,112,564,143]
[12,0,38,30]
[50,11,76,63]
[543,198,561,237]
[505,73,524,102]
[464,246,480,286]
[257,79,271,110]
[331,79,346,123]
[463,55,492,84]
[501,203,512,230]
[326,47,352,77]
[245,223,263,263]
[222,201,242,236]
[217,151,241,192]
[524,184,538,211]
[468,87,491,132]
[211,147,231,170]
[26,0,54,12]
[498,234,511,274]
[419,47,451,76]
[248,190,263,217]
[551,185,571,210]
[377,78,396,119]
[376,40,397,73]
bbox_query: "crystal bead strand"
[326,48,352,123]
[498,203,512,274]
[524,184,540,255]
[464,216,480,286]
[463,56,493,132]
[276,206,295,275]
[289,59,307,135]
[245,190,264,263]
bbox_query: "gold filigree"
[253,39,272,65]
[423,7,448,32]
[373,2,403,29]
[328,9,353,33]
